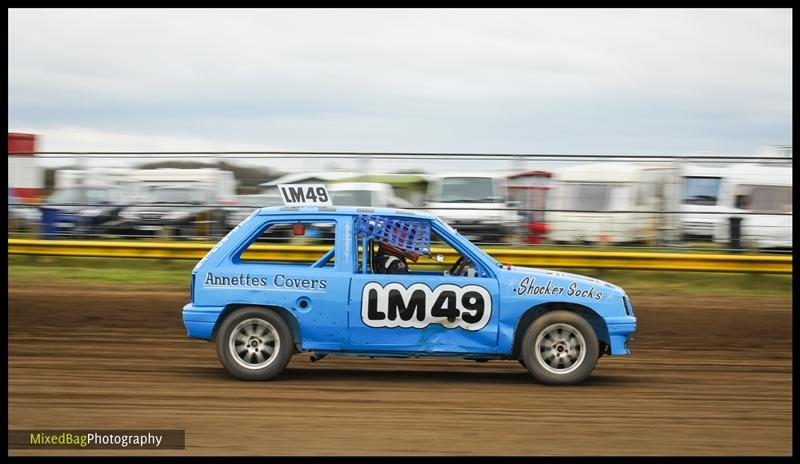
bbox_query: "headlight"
[165,211,190,220]
[119,210,137,220]
[79,208,102,217]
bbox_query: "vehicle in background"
[546,162,680,245]
[125,168,237,204]
[329,182,413,208]
[507,170,553,245]
[424,173,520,244]
[55,168,134,192]
[328,174,429,207]
[713,163,792,250]
[225,193,284,231]
[8,189,41,234]
[679,163,728,241]
[39,185,128,238]
[112,185,227,239]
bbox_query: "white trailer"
[545,162,680,245]
[125,168,237,203]
[712,163,792,249]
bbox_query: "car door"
[200,215,352,351]
[347,222,500,353]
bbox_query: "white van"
[328,182,412,208]
[424,173,520,244]
[713,163,792,249]
[679,163,729,240]
[546,162,680,244]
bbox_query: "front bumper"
[605,316,637,355]
[681,221,715,238]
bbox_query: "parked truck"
[424,173,520,244]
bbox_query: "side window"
[353,215,486,278]
[239,220,337,267]
[413,229,483,278]
[355,215,432,276]
[733,185,752,210]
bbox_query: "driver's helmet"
[377,241,420,263]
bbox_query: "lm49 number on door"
[361,282,492,331]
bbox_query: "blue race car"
[183,205,636,385]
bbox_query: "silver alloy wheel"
[229,318,280,370]
[534,323,587,375]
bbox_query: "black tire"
[521,310,599,385]
[216,307,293,381]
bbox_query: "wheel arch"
[213,304,302,351]
[512,302,609,359]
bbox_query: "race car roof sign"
[278,184,332,206]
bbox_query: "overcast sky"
[8,8,793,171]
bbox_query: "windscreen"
[437,177,498,202]
[683,176,722,205]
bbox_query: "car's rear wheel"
[521,310,599,385]
[216,307,293,380]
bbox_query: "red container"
[8,132,36,155]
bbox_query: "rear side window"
[734,185,792,213]
[239,220,337,267]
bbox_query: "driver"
[373,242,419,275]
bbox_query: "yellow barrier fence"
[8,239,792,274]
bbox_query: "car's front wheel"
[216,307,293,380]
[521,310,599,385]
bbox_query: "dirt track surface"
[8,281,792,456]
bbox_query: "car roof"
[255,205,437,220]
